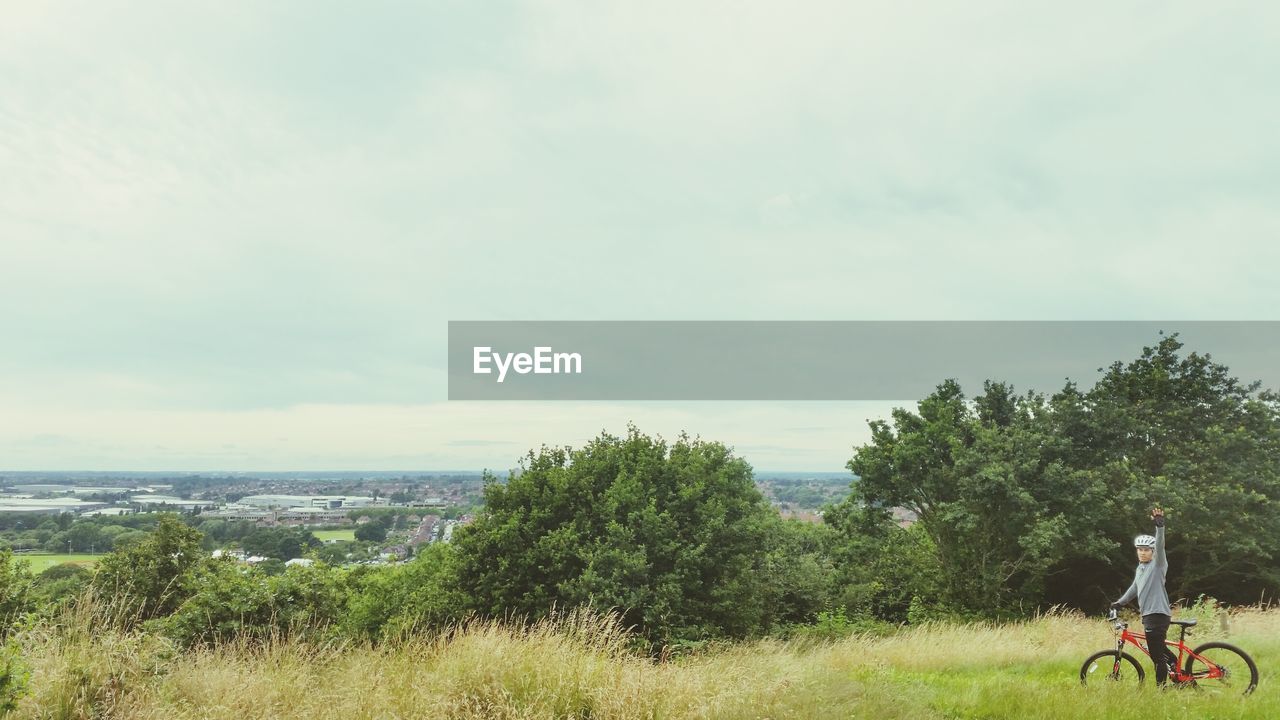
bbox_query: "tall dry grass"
[5,602,1278,719]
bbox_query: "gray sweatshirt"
[1114,525,1170,617]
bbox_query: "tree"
[91,514,207,623]
[32,564,92,609]
[1045,335,1280,606]
[354,519,390,544]
[843,379,1087,614]
[453,427,779,645]
[46,522,107,553]
[242,528,320,560]
[840,335,1280,616]
[822,500,943,622]
[110,530,149,551]
[758,519,837,626]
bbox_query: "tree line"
[2,335,1276,649]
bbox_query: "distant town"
[0,470,852,572]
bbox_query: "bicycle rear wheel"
[1183,641,1258,695]
[1080,650,1145,685]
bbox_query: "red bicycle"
[1080,609,1258,694]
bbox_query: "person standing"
[1112,507,1173,685]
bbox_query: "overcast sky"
[2,2,1278,471]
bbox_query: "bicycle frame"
[1111,617,1225,683]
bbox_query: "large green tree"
[453,427,779,644]
[837,335,1280,615]
[1045,335,1280,606]
[840,379,1110,614]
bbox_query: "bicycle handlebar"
[1106,607,1126,630]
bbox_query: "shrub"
[0,550,33,631]
[90,515,207,626]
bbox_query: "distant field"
[313,529,355,542]
[18,553,100,572]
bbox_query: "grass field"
[312,529,356,542]
[6,605,1278,718]
[14,553,100,572]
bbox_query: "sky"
[2,1,1278,471]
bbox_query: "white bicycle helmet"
[1134,534,1157,548]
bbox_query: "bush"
[32,564,92,610]
[0,550,34,631]
[0,637,28,712]
[454,427,780,646]
[163,561,350,647]
[90,515,207,625]
[342,544,468,641]
[785,607,896,642]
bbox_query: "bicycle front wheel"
[1183,641,1258,695]
[1080,650,1145,685]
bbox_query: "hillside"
[4,606,1276,719]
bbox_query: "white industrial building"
[0,497,109,514]
[237,495,385,510]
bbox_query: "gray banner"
[447,321,1280,400]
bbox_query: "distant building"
[202,504,274,521]
[11,484,133,495]
[277,507,351,525]
[130,495,216,510]
[409,515,440,546]
[0,497,109,514]
[380,545,408,561]
[202,503,352,527]
[211,549,248,561]
[81,507,134,517]
[779,509,823,524]
[238,495,386,510]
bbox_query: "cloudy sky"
[2,2,1277,471]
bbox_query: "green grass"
[312,529,356,542]
[16,553,100,572]
[8,605,1279,718]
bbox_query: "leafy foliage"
[342,544,469,640]
[90,514,208,624]
[354,517,391,543]
[241,527,321,560]
[453,427,781,645]
[822,502,944,622]
[834,335,1280,616]
[164,560,348,646]
[31,564,92,610]
[0,635,28,713]
[0,550,34,630]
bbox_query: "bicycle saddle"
[1170,618,1197,627]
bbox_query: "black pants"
[1143,613,1175,685]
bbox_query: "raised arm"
[1153,508,1167,569]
